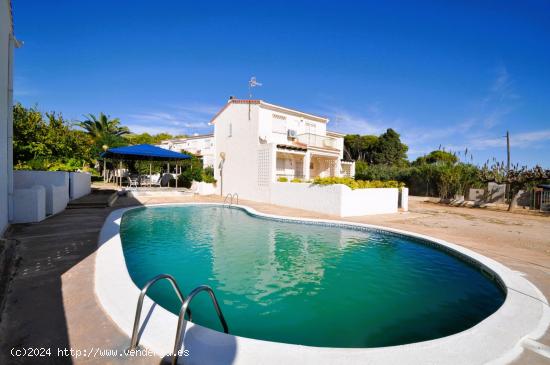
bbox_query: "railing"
[127,276,229,365]
[127,274,191,352]
[296,133,338,149]
[223,193,239,206]
[171,285,229,365]
[276,173,305,180]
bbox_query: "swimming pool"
[120,205,505,348]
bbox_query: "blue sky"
[13,0,550,166]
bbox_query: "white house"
[158,133,215,168]
[1,0,14,235]
[212,98,355,203]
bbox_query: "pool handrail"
[172,285,229,365]
[223,193,233,207]
[223,193,238,207]
[127,274,191,352]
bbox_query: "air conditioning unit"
[287,129,297,139]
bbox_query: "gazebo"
[100,144,191,188]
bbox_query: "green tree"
[344,134,378,162]
[413,150,458,166]
[480,163,550,211]
[79,113,130,139]
[371,128,408,166]
[13,103,93,170]
[124,132,175,145]
[78,113,129,156]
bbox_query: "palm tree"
[79,113,130,141]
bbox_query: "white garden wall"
[400,187,409,212]
[12,186,46,223]
[14,171,70,216]
[191,181,218,196]
[270,182,343,216]
[340,187,398,216]
[69,172,91,200]
[269,182,399,217]
[14,170,69,189]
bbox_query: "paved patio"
[0,192,549,364]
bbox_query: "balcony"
[296,133,338,149]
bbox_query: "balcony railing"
[276,173,305,180]
[296,133,338,149]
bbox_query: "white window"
[228,122,232,137]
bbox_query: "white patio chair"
[126,176,139,190]
[150,174,161,187]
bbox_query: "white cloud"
[124,124,187,136]
[402,118,476,146]
[317,104,387,135]
[489,66,519,101]
[470,129,550,149]
[479,66,520,128]
[125,102,218,135]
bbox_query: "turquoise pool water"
[120,205,505,348]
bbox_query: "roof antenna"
[248,76,262,120]
[248,76,262,99]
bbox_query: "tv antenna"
[248,76,262,99]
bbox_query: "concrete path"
[0,194,548,364]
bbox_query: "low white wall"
[14,170,69,189]
[270,182,343,216]
[340,187,398,216]
[13,171,69,216]
[69,172,91,200]
[269,182,399,216]
[400,187,409,212]
[12,186,46,223]
[191,181,218,196]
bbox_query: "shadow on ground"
[0,191,154,364]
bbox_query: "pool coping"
[95,203,550,365]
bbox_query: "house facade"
[0,0,14,234]
[157,134,215,168]
[212,98,354,202]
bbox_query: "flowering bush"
[312,177,405,190]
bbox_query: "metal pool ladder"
[127,275,229,365]
[223,192,239,207]
[128,274,191,352]
[171,285,229,365]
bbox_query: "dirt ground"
[0,192,549,364]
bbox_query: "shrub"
[355,161,484,198]
[204,166,214,177]
[177,167,217,187]
[355,161,411,181]
[178,168,202,188]
[312,177,404,189]
[14,157,87,172]
[202,173,216,184]
[202,166,216,184]
[277,177,288,182]
[291,178,302,183]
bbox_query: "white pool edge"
[95,203,550,365]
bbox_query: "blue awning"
[100,144,191,161]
